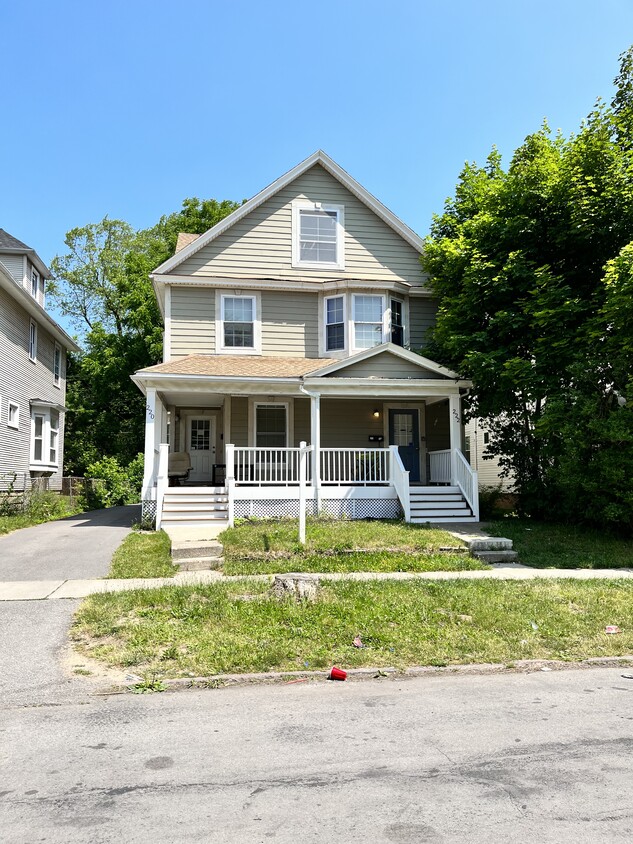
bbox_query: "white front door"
[188,417,216,483]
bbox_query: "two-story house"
[132,152,479,537]
[0,229,79,490]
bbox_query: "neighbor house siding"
[176,164,428,286]
[0,255,25,287]
[409,298,438,349]
[261,292,319,358]
[170,286,215,358]
[0,285,67,488]
[465,418,514,491]
[331,354,441,379]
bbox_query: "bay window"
[30,404,62,469]
[352,294,385,350]
[325,295,345,352]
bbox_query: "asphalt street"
[2,666,633,843]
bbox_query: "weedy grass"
[107,530,177,579]
[72,578,633,678]
[223,551,486,575]
[488,520,633,569]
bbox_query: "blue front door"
[389,410,420,482]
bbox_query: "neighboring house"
[0,229,80,490]
[132,151,479,536]
[465,418,514,492]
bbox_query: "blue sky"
[2,0,633,331]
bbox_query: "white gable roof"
[154,151,425,276]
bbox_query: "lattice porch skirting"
[234,498,401,520]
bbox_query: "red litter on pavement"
[605,625,622,634]
[330,666,347,681]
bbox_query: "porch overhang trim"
[131,372,304,397]
[150,273,422,297]
[302,377,470,397]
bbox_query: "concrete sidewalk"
[2,564,633,601]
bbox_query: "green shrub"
[84,454,144,509]
[26,491,75,521]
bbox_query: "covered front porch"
[132,345,479,534]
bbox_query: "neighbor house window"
[390,299,404,347]
[30,406,61,468]
[29,320,37,361]
[221,295,255,349]
[352,295,385,350]
[324,295,345,351]
[31,268,39,298]
[292,202,344,268]
[54,343,62,386]
[255,404,287,448]
[49,411,59,464]
[7,402,19,430]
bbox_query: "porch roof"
[136,354,336,378]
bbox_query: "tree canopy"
[422,48,633,530]
[50,198,241,473]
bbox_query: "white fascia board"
[0,263,80,352]
[131,371,304,396]
[301,377,467,398]
[308,342,461,379]
[151,273,415,296]
[152,150,425,276]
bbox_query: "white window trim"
[29,406,61,470]
[29,320,38,362]
[323,294,347,354]
[7,401,20,430]
[248,398,294,448]
[292,201,345,270]
[351,293,388,352]
[31,268,40,298]
[54,343,62,387]
[215,291,262,355]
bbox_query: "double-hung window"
[293,202,344,269]
[324,295,345,352]
[221,295,256,350]
[352,295,385,350]
[7,402,20,430]
[390,299,404,347]
[54,343,62,386]
[30,405,61,468]
[49,411,59,464]
[29,320,38,361]
[31,269,39,298]
[32,413,45,462]
[255,404,287,448]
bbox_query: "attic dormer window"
[292,201,344,269]
[31,268,40,298]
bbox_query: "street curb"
[113,654,633,695]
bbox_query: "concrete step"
[175,557,224,572]
[171,540,224,560]
[468,537,514,552]
[472,550,520,563]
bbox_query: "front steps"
[409,486,477,524]
[160,487,229,536]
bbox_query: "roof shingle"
[0,229,31,251]
[137,354,335,378]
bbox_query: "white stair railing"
[454,449,479,520]
[155,443,169,530]
[429,449,451,484]
[389,446,410,522]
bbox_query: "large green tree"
[51,198,240,473]
[422,49,633,528]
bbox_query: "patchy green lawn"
[223,551,485,575]
[487,520,633,569]
[72,578,633,678]
[218,518,481,575]
[0,514,47,535]
[108,531,177,579]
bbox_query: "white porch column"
[448,393,462,486]
[142,388,157,499]
[310,393,321,509]
[223,396,232,462]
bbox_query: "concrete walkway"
[0,504,140,580]
[2,564,633,601]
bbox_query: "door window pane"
[393,413,413,447]
[191,420,211,450]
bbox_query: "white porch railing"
[429,449,451,484]
[155,443,169,530]
[232,447,309,485]
[454,449,479,520]
[320,448,389,486]
[389,445,410,521]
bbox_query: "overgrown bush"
[478,484,506,520]
[84,454,144,509]
[25,491,77,521]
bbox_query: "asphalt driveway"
[0,505,139,581]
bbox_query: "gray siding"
[177,164,428,287]
[409,298,438,349]
[294,398,310,445]
[0,255,25,286]
[0,286,67,487]
[170,286,215,358]
[261,292,319,357]
[320,399,385,448]
[230,398,248,447]
[331,353,441,379]
[425,401,450,452]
